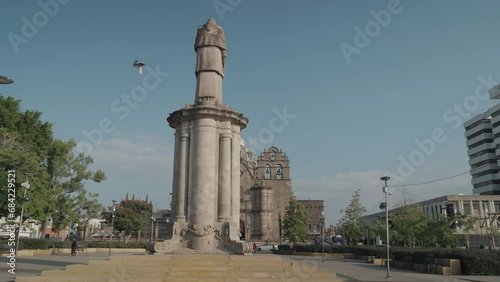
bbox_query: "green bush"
[356,246,500,275]
[288,244,500,275]
[83,241,147,248]
[18,239,49,250]
[6,239,148,250]
[294,244,353,254]
[49,241,73,248]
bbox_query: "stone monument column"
[147,19,249,254]
[188,118,217,250]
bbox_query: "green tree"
[0,95,106,238]
[453,211,477,249]
[422,214,459,248]
[46,139,105,234]
[282,197,309,249]
[391,202,428,247]
[361,217,385,245]
[105,199,151,242]
[339,189,366,245]
[0,96,53,218]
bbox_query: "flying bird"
[0,75,14,84]
[133,60,146,75]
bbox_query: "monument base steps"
[15,254,348,282]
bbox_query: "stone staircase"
[15,254,349,282]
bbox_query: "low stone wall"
[0,249,52,257]
[51,248,147,254]
[1,248,147,257]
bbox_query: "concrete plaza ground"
[0,252,499,282]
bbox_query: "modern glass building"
[464,83,500,195]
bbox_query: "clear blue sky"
[1,0,500,226]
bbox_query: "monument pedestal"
[147,220,249,254]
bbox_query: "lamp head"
[380,176,390,182]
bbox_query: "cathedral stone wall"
[240,145,292,243]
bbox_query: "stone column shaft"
[170,129,181,220]
[188,118,217,250]
[175,128,189,222]
[231,125,241,223]
[218,132,232,221]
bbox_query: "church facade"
[239,144,292,243]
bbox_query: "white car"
[257,243,276,252]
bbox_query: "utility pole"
[321,210,325,262]
[381,176,391,279]
[108,200,116,256]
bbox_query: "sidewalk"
[1,252,499,282]
[0,252,139,282]
[284,255,500,282]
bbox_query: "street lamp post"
[321,211,325,262]
[150,203,155,242]
[15,181,30,258]
[108,200,117,256]
[380,176,391,279]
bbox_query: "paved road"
[1,252,499,282]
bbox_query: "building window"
[276,164,283,179]
[465,119,491,131]
[264,165,271,179]
[469,148,495,158]
[467,129,492,140]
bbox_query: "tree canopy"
[104,199,152,241]
[0,95,106,237]
[338,189,366,244]
[282,196,310,247]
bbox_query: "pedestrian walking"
[71,239,78,256]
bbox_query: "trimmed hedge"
[83,241,147,249]
[18,239,50,250]
[0,239,148,250]
[294,244,353,254]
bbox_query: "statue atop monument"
[194,18,227,104]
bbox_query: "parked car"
[257,243,276,252]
